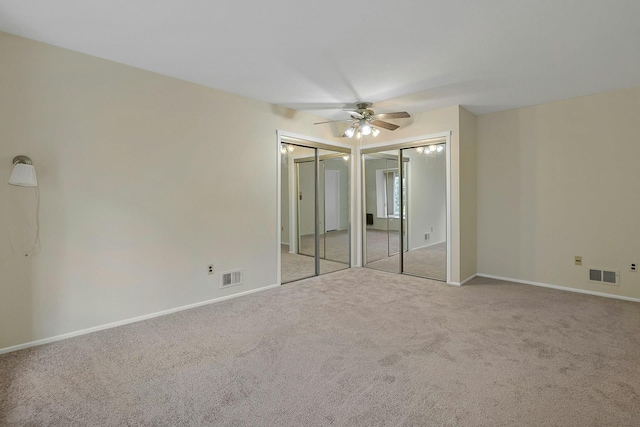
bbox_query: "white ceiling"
[1,0,640,119]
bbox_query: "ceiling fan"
[314,102,411,140]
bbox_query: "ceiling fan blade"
[313,119,355,125]
[343,111,364,119]
[371,120,400,131]
[374,112,411,119]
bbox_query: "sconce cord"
[5,186,40,257]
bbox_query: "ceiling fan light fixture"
[416,147,425,154]
[437,144,444,152]
[344,127,356,138]
[360,121,372,136]
[429,145,437,152]
[313,102,411,139]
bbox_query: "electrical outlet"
[208,264,214,275]
[575,256,582,266]
[631,263,637,272]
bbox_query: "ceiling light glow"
[344,127,355,138]
[360,122,372,136]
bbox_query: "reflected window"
[375,169,405,218]
[376,169,398,218]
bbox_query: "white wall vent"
[588,268,619,285]
[221,269,243,288]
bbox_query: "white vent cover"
[221,269,243,288]
[588,268,619,285]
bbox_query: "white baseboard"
[448,273,477,287]
[410,240,446,251]
[477,273,640,303]
[0,283,282,356]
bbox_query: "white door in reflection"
[324,170,339,232]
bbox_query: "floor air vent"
[588,268,619,285]
[221,269,243,288]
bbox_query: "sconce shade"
[9,163,38,187]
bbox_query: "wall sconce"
[9,156,38,187]
[7,155,39,257]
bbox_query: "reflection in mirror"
[280,144,350,284]
[362,142,447,281]
[317,149,350,269]
[401,143,447,280]
[281,144,316,283]
[297,159,316,258]
[363,151,403,274]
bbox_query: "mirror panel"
[363,151,401,274]
[280,143,351,284]
[362,142,447,281]
[281,144,317,283]
[401,144,447,280]
[317,149,350,274]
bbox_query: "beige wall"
[0,32,339,350]
[459,107,477,282]
[477,87,640,299]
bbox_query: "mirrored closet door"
[280,141,350,284]
[362,139,447,281]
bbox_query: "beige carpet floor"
[365,228,401,262]
[1,269,640,426]
[281,244,348,283]
[298,230,350,264]
[367,242,447,281]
